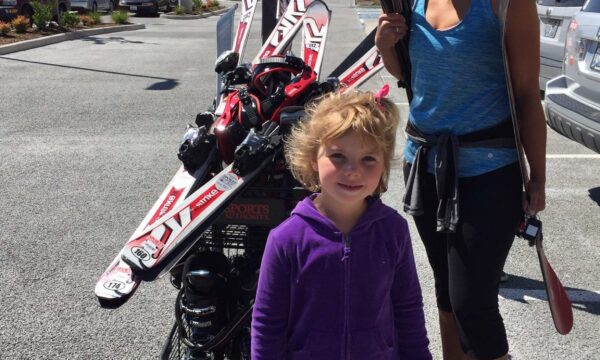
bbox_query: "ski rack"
[96,0,384,307]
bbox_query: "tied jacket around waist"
[251,196,432,360]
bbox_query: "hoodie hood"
[290,194,397,236]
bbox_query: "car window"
[582,0,600,12]
[537,0,586,6]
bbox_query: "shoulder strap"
[498,0,530,187]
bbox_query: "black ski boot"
[181,252,230,359]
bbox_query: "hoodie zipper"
[342,234,351,360]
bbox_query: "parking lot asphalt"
[1,1,599,359]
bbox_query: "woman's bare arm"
[505,0,547,214]
[375,13,408,82]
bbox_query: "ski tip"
[96,293,135,309]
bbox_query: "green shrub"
[89,11,102,24]
[11,15,29,33]
[111,10,129,24]
[174,5,185,14]
[60,11,80,28]
[31,0,54,30]
[211,0,219,7]
[0,21,11,36]
[191,0,201,10]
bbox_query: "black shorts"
[404,161,523,360]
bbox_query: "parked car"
[537,0,587,91]
[0,0,70,22]
[545,0,600,153]
[71,0,115,13]
[118,0,170,16]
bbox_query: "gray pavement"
[0,1,599,359]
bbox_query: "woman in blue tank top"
[375,1,547,359]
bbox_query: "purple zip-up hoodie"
[251,195,432,360]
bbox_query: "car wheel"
[92,1,98,12]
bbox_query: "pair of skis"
[95,0,386,307]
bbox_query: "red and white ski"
[300,0,331,79]
[95,167,197,304]
[120,160,270,281]
[328,29,384,90]
[233,0,259,62]
[336,47,384,90]
[253,0,313,63]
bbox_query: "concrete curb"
[161,7,229,20]
[0,23,145,55]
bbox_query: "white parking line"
[499,288,600,302]
[547,154,600,159]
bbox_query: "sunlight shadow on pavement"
[0,56,178,90]
[81,36,159,45]
[500,274,600,316]
[588,187,600,207]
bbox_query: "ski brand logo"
[194,189,219,209]
[149,188,184,225]
[303,18,326,46]
[241,3,254,23]
[160,195,177,217]
[344,51,381,84]
[269,0,307,47]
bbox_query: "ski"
[95,167,197,306]
[121,165,260,280]
[300,0,331,79]
[120,124,282,281]
[326,28,384,90]
[253,0,313,63]
[232,0,259,61]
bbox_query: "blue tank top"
[404,0,517,177]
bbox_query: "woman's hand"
[524,179,546,215]
[375,13,408,52]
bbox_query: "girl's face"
[311,131,384,209]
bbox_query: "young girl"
[251,88,432,359]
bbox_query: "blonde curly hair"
[284,88,399,195]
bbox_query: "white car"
[537,0,586,91]
[545,0,600,153]
[71,0,114,12]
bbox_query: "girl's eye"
[329,153,345,160]
[363,156,377,163]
